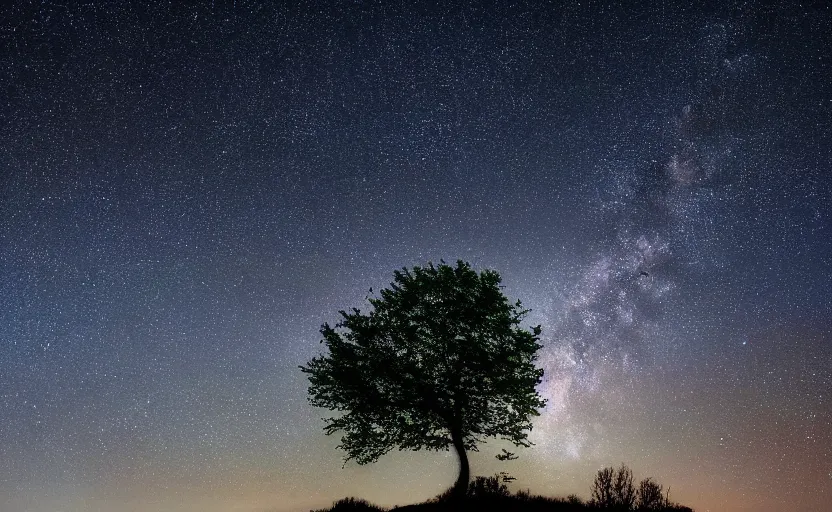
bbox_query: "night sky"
[2,2,831,512]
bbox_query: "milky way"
[534,19,769,460]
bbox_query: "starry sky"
[1,2,830,512]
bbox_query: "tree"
[590,466,614,508]
[300,260,546,500]
[612,464,636,509]
[591,464,635,509]
[636,477,665,511]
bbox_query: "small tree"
[590,467,615,508]
[636,477,665,510]
[300,260,546,500]
[613,464,636,509]
[591,464,635,509]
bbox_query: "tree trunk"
[450,428,469,502]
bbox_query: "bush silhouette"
[311,497,386,512]
[310,464,694,512]
[467,472,515,498]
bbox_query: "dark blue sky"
[1,2,830,511]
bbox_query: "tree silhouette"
[636,477,665,510]
[613,464,636,509]
[590,467,615,508]
[300,260,546,501]
[590,464,636,510]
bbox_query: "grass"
[311,470,695,512]
[312,488,695,512]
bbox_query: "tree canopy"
[300,260,546,499]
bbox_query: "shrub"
[313,497,387,512]
[566,494,584,505]
[467,472,515,498]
